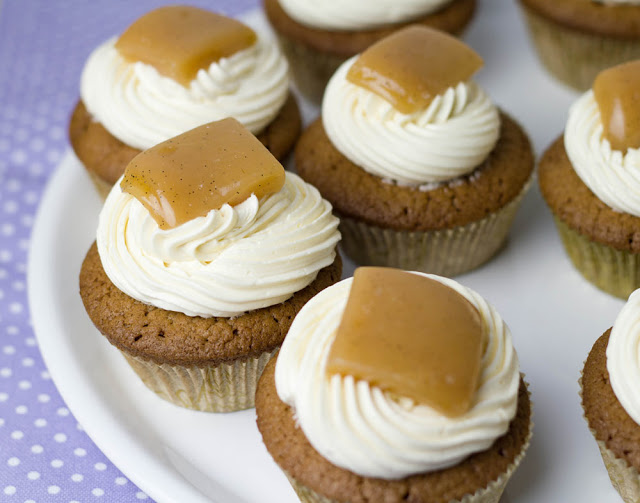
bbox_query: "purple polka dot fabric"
[0,1,258,500]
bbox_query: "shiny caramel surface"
[326,268,485,417]
[593,60,640,152]
[346,26,482,114]
[115,6,257,86]
[120,118,285,229]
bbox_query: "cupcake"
[69,6,301,199]
[539,60,640,298]
[518,0,640,91]
[295,26,534,276]
[263,0,475,103]
[79,118,341,412]
[256,267,532,503]
[582,288,640,502]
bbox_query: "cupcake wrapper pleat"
[553,216,640,299]
[338,179,530,277]
[521,7,640,91]
[122,350,278,413]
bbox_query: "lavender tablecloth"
[0,1,258,501]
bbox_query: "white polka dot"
[10,430,23,440]
[18,239,29,251]
[0,392,8,402]
[74,448,86,457]
[136,492,148,500]
[11,150,27,165]
[50,459,63,468]
[7,457,20,467]
[0,418,4,427]
[2,223,15,236]
[21,215,33,227]
[31,444,43,454]
[3,345,15,355]
[0,268,6,279]
[34,418,47,428]
[76,423,84,432]
[25,338,36,347]
[6,179,20,192]
[37,394,50,403]
[25,500,36,503]
[15,405,27,415]
[12,281,25,292]
[15,262,26,273]
[57,407,69,417]
[94,462,106,471]
[7,326,18,335]
[41,371,51,380]
[115,477,127,485]
[0,249,12,262]
[14,128,28,142]
[0,368,12,378]
[92,488,104,497]
[18,380,31,390]
[30,138,45,152]
[24,191,38,204]
[71,474,83,483]
[47,485,60,495]
[29,162,44,177]
[50,126,64,140]
[46,150,61,163]
[54,433,67,443]
[22,357,34,367]
[9,303,22,315]
[3,486,16,495]
[27,471,40,480]
[3,201,17,214]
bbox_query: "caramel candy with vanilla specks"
[120,118,285,230]
[593,60,640,152]
[115,6,257,86]
[346,25,483,114]
[326,268,485,417]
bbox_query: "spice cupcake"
[69,6,301,199]
[295,26,534,276]
[256,267,532,503]
[79,118,341,412]
[582,288,640,502]
[539,60,640,298]
[518,0,640,91]
[263,0,475,103]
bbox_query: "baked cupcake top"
[97,118,340,318]
[322,26,500,188]
[277,0,455,31]
[81,6,289,151]
[275,267,519,479]
[564,60,640,217]
[606,288,640,425]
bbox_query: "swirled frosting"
[278,0,453,30]
[80,33,289,151]
[607,289,640,426]
[322,57,500,186]
[565,90,640,217]
[275,273,519,479]
[96,173,340,318]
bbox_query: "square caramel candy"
[115,6,257,86]
[327,268,485,417]
[346,25,482,114]
[593,60,640,152]
[120,118,285,229]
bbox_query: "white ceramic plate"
[29,3,631,503]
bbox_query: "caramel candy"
[327,268,485,417]
[593,60,640,152]
[121,118,285,229]
[115,6,257,86]
[346,25,483,114]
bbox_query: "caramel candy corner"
[593,60,640,152]
[326,268,485,417]
[346,25,483,114]
[120,118,285,229]
[115,6,257,86]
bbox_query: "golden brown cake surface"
[69,94,301,186]
[538,135,640,253]
[582,330,640,471]
[263,0,476,57]
[256,357,531,503]
[519,0,640,39]
[295,112,533,232]
[79,243,342,366]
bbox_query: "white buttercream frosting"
[322,57,500,187]
[81,33,289,151]
[565,90,640,218]
[96,173,340,318]
[275,273,519,479]
[607,289,640,426]
[278,0,453,31]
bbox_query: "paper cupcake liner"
[521,7,640,91]
[122,349,278,413]
[284,380,532,503]
[579,375,640,503]
[338,180,530,277]
[553,216,640,299]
